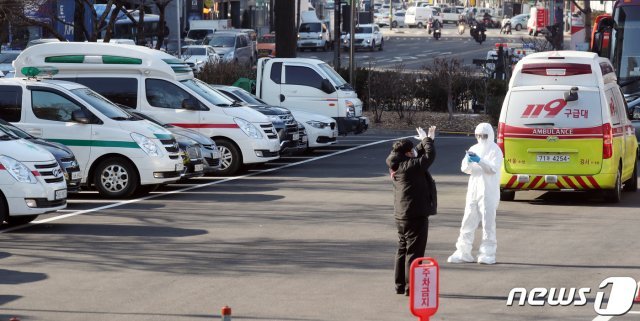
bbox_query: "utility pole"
[349,0,355,85]
[333,1,341,68]
[297,0,302,29]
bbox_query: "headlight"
[306,120,328,129]
[268,115,283,124]
[366,39,371,43]
[345,100,356,117]
[0,155,38,184]
[235,118,263,139]
[131,133,162,157]
[318,34,322,39]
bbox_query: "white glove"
[427,126,436,140]
[414,127,428,140]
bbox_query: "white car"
[342,24,384,51]
[0,125,67,225]
[181,45,220,73]
[375,11,405,28]
[289,110,338,148]
[3,69,185,198]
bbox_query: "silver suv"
[205,32,253,65]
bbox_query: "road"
[1,132,639,321]
[297,24,535,70]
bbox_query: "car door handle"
[280,94,285,102]
[26,128,42,137]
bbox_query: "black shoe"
[405,288,410,296]
[396,288,405,295]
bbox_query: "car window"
[71,88,135,120]
[0,53,19,63]
[67,77,138,108]
[32,90,84,122]
[182,47,207,55]
[180,79,233,106]
[208,36,235,48]
[146,79,194,109]
[505,89,603,128]
[0,86,22,122]
[285,66,323,89]
[270,62,282,84]
[299,23,321,32]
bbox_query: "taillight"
[497,122,505,155]
[603,123,613,159]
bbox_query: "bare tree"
[152,0,173,50]
[423,58,471,120]
[0,0,66,41]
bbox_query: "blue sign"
[56,0,75,41]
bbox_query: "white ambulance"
[0,123,67,225]
[13,42,281,176]
[0,68,185,198]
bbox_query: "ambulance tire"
[5,215,38,226]
[94,157,139,199]
[604,168,622,203]
[622,161,637,192]
[500,190,515,201]
[214,139,242,176]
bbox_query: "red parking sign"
[409,257,439,321]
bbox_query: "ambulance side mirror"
[72,109,91,124]
[181,98,200,110]
[564,87,579,102]
[633,107,640,120]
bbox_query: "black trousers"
[394,218,429,292]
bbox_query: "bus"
[592,0,640,94]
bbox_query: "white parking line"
[0,137,409,234]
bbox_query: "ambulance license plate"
[536,154,570,162]
[195,164,204,172]
[292,133,300,141]
[55,189,67,200]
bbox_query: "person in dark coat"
[386,126,437,296]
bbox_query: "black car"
[212,85,303,154]
[0,119,82,192]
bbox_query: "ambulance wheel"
[623,161,637,192]
[94,157,139,199]
[214,139,242,176]
[500,190,515,201]
[5,215,38,226]
[605,168,622,203]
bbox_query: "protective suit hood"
[474,122,495,156]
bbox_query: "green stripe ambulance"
[13,42,281,176]
[0,68,184,198]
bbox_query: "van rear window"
[505,89,602,128]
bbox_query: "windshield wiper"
[525,122,555,126]
[337,84,353,90]
[230,100,245,107]
[111,116,132,121]
[0,134,13,140]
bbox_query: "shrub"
[197,62,256,86]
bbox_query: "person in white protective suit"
[447,123,503,265]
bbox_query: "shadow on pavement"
[10,224,208,238]
[0,269,47,284]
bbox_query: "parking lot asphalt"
[1,132,639,321]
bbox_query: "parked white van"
[13,42,281,176]
[405,6,441,28]
[1,121,67,225]
[0,69,185,198]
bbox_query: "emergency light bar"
[44,55,142,65]
[21,66,59,78]
[521,63,592,76]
